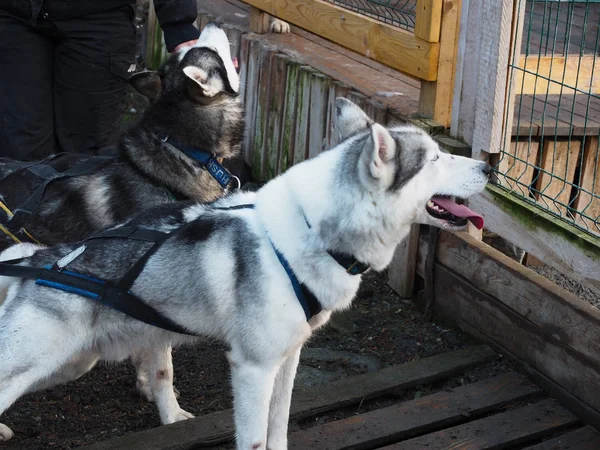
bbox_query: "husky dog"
[0,98,490,447]
[0,22,244,251]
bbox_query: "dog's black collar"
[156,133,240,190]
[301,213,370,276]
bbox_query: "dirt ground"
[0,269,508,450]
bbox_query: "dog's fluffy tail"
[0,243,44,305]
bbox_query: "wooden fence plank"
[308,73,330,159]
[288,372,542,450]
[384,399,578,449]
[497,138,540,193]
[252,45,277,180]
[278,58,302,173]
[535,139,582,217]
[237,33,252,104]
[242,36,263,166]
[522,426,600,450]
[433,231,600,369]
[575,136,600,236]
[468,185,600,296]
[432,264,600,414]
[243,0,440,81]
[265,53,289,178]
[84,346,496,450]
[293,66,316,165]
[414,0,443,43]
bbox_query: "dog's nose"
[482,163,493,176]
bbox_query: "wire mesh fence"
[496,0,600,237]
[324,0,417,31]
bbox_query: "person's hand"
[172,39,198,53]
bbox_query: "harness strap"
[0,259,197,336]
[5,156,113,234]
[156,133,239,190]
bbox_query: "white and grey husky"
[0,98,489,448]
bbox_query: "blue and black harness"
[0,137,237,246]
[0,204,369,334]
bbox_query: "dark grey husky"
[0,22,244,250]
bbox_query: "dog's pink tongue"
[432,196,485,230]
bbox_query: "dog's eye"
[432,155,440,162]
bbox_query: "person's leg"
[0,12,56,160]
[53,6,137,154]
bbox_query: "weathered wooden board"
[264,53,289,179]
[288,372,541,449]
[237,33,252,104]
[252,45,277,180]
[308,73,330,159]
[243,0,440,80]
[278,58,302,173]
[384,399,578,449]
[293,66,316,165]
[575,136,600,236]
[84,346,495,450]
[242,36,264,166]
[522,426,600,450]
[468,185,600,296]
[535,139,582,217]
[433,264,600,414]
[433,231,600,368]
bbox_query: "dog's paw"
[0,424,14,441]
[269,18,290,34]
[164,408,194,424]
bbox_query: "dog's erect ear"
[368,123,396,180]
[194,22,240,93]
[128,71,162,101]
[334,98,372,143]
[183,66,224,101]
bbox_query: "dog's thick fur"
[0,99,490,448]
[0,23,244,250]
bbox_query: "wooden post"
[249,6,270,33]
[388,224,421,299]
[414,0,443,43]
[418,0,462,127]
[279,58,302,173]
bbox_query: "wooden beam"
[242,0,440,81]
[433,231,600,367]
[516,56,600,96]
[471,0,515,156]
[418,0,461,126]
[414,0,443,43]
[468,185,600,296]
[433,263,600,414]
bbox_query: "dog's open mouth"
[426,196,484,230]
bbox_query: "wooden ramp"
[84,345,600,450]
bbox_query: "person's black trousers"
[0,6,137,160]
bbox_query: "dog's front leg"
[147,346,194,424]
[228,350,280,450]
[266,347,301,450]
